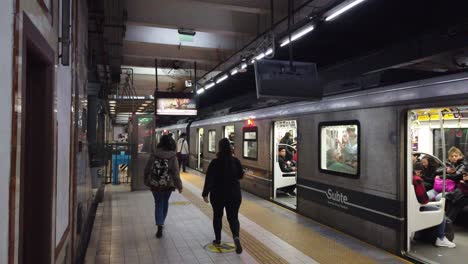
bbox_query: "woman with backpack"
[144,135,183,238]
[202,138,244,254]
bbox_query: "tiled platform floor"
[85,170,409,264]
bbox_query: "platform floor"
[85,169,409,264]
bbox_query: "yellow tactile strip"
[180,181,289,264]
[181,172,409,264]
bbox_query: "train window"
[224,125,235,146]
[208,130,216,153]
[243,127,258,160]
[319,121,359,177]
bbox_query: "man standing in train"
[177,133,189,172]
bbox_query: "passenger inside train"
[412,162,456,248]
[409,107,468,261]
[277,146,297,196]
[326,149,355,174]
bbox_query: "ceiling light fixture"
[325,0,366,21]
[230,68,238,76]
[109,100,116,104]
[241,63,248,69]
[205,82,215,89]
[280,24,315,47]
[196,88,205,95]
[216,75,228,84]
[265,48,273,56]
[250,58,255,64]
[255,52,265,61]
[142,103,148,106]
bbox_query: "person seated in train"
[326,149,356,174]
[280,132,294,161]
[412,153,420,165]
[420,156,441,191]
[278,147,296,173]
[412,162,456,248]
[427,147,466,201]
[292,149,298,164]
[446,167,468,222]
[343,127,358,160]
[278,147,296,196]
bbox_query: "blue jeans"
[152,191,172,226]
[421,206,445,239]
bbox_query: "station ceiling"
[89,0,468,125]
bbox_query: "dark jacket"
[144,148,183,192]
[422,165,440,190]
[280,137,294,161]
[278,156,294,172]
[445,159,466,182]
[202,157,243,200]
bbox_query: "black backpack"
[147,157,174,189]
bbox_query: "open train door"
[197,128,204,171]
[272,120,297,209]
[406,107,468,263]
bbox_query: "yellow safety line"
[181,172,407,264]
[180,179,289,264]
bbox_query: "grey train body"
[155,72,468,254]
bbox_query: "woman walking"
[144,135,183,238]
[202,138,244,254]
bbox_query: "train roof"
[157,72,468,130]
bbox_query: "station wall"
[0,0,14,263]
[56,65,72,246]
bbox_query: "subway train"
[155,72,468,263]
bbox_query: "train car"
[155,123,188,143]
[156,72,468,263]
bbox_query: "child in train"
[427,147,466,201]
[413,162,456,248]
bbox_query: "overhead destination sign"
[156,98,197,116]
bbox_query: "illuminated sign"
[156,98,197,116]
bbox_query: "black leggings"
[210,198,241,241]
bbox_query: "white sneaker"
[435,237,456,248]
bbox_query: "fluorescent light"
[280,24,315,47]
[196,88,205,94]
[205,82,215,89]
[241,63,247,69]
[325,0,366,21]
[255,52,265,61]
[146,101,152,103]
[265,48,273,56]
[142,103,148,106]
[250,59,255,64]
[109,100,116,103]
[230,68,238,76]
[216,74,228,84]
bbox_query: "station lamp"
[216,74,228,84]
[280,23,315,47]
[324,0,367,21]
[205,82,215,89]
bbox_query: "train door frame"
[19,15,56,264]
[271,120,298,209]
[405,108,452,262]
[197,128,204,171]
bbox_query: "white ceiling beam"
[123,41,232,64]
[181,0,271,14]
[126,0,262,35]
[125,24,241,50]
